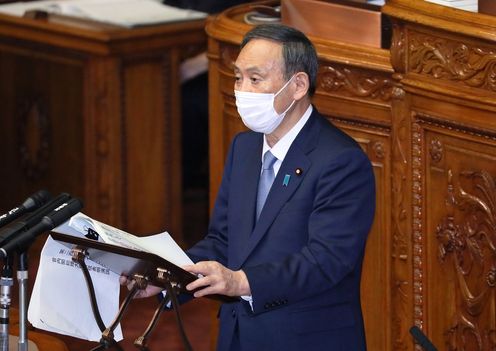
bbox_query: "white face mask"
[235,76,296,134]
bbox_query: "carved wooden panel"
[0,45,84,205]
[318,63,394,103]
[390,84,413,351]
[408,29,496,93]
[417,111,496,351]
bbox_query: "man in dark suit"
[132,24,375,350]
[182,24,375,351]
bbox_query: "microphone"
[410,326,438,351]
[0,193,71,247]
[0,197,83,258]
[0,190,52,228]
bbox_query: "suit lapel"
[229,135,262,265]
[232,112,322,269]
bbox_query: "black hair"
[241,24,319,96]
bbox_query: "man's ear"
[293,72,310,100]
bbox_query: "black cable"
[164,281,193,351]
[91,280,140,351]
[73,248,124,350]
[77,253,106,332]
[134,294,172,350]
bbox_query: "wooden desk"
[0,12,207,241]
[207,1,496,350]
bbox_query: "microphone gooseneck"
[0,193,71,248]
[0,198,83,259]
[0,190,52,229]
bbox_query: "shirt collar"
[262,104,313,162]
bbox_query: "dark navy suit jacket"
[187,108,376,351]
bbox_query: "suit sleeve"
[243,148,376,315]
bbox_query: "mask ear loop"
[273,74,296,116]
[274,74,296,97]
[279,99,296,116]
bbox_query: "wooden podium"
[206,1,496,350]
[0,11,207,242]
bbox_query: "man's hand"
[183,261,251,298]
[119,275,163,299]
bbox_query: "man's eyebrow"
[233,64,266,75]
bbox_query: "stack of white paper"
[0,0,207,27]
[425,0,478,12]
[28,236,123,341]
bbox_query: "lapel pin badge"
[295,168,303,176]
[283,174,291,186]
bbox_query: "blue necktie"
[256,151,277,220]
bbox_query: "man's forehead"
[242,38,282,51]
[234,39,283,71]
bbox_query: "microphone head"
[45,198,84,229]
[22,190,52,211]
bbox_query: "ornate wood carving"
[436,169,496,351]
[327,115,390,133]
[17,96,50,181]
[390,21,407,76]
[319,64,393,102]
[409,30,496,92]
[373,141,385,160]
[391,84,410,351]
[416,113,496,141]
[411,120,424,334]
[429,139,443,163]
